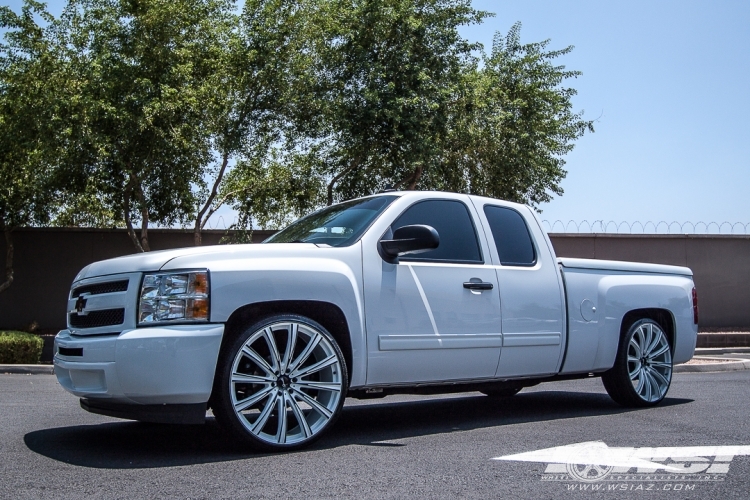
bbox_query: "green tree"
[192,0,310,244]
[310,0,489,205]
[55,0,232,251]
[0,0,67,293]
[436,23,594,207]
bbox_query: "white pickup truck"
[55,191,698,450]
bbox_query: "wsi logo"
[493,441,750,483]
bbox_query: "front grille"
[72,280,129,298]
[69,309,125,328]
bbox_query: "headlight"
[138,270,209,324]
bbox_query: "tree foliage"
[53,0,232,251]
[0,0,67,292]
[437,23,595,206]
[192,0,310,243]
[1,0,595,262]
[304,0,489,204]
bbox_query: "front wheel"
[212,315,348,451]
[602,318,673,407]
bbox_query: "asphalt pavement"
[2,370,750,499]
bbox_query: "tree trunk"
[139,202,150,252]
[394,165,424,191]
[0,228,14,294]
[123,184,145,253]
[327,157,362,206]
[194,150,231,246]
[406,166,423,190]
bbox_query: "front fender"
[167,249,366,387]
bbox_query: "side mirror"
[379,224,440,262]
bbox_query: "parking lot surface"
[2,371,749,499]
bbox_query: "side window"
[392,200,482,263]
[483,205,536,266]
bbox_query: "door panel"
[365,262,502,384]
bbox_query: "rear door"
[474,202,566,377]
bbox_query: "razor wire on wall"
[542,220,750,234]
[164,217,750,234]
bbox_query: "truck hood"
[74,243,323,281]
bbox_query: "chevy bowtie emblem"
[74,295,88,315]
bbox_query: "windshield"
[264,195,398,247]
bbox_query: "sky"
[5,0,749,232]
[465,1,750,231]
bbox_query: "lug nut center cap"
[277,375,291,388]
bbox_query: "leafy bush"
[0,331,44,364]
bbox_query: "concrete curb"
[0,364,54,375]
[675,356,750,373]
[697,333,750,348]
[695,347,750,355]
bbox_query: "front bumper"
[54,324,224,406]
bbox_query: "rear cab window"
[483,205,537,266]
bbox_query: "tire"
[212,314,348,451]
[481,384,522,398]
[602,318,673,407]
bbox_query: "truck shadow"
[24,391,692,469]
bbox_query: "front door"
[364,198,503,385]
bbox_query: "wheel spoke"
[262,327,282,372]
[634,326,645,350]
[241,346,274,376]
[293,380,342,393]
[288,334,322,373]
[628,360,641,379]
[291,386,333,419]
[281,323,298,372]
[646,325,663,355]
[642,370,653,401]
[275,393,288,444]
[650,360,672,369]
[629,338,642,359]
[289,395,313,439]
[251,390,279,434]
[235,385,274,412]
[648,366,671,390]
[641,325,653,353]
[634,369,646,396]
[232,372,275,384]
[649,342,670,359]
[292,353,338,378]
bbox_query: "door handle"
[463,281,494,290]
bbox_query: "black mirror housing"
[379,224,440,262]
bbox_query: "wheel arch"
[620,308,676,353]
[218,300,354,386]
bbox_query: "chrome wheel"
[626,321,672,403]
[602,318,673,407]
[216,316,346,449]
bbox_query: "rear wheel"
[602,318,673,407]
[212,314,347,451]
